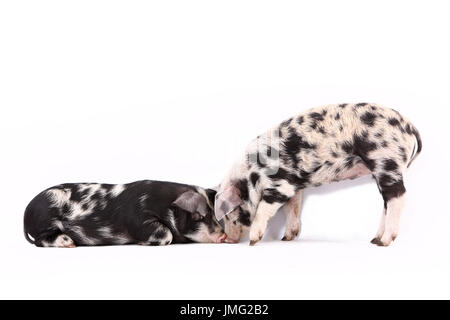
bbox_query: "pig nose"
[216,233,228,243]
[224,237,239,244]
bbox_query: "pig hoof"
[249,233,263,245]
[282,228,299,241]
[377,241,389,247]
[377,236,397,247]
[370,237,382,245]
[282,233,298,241]
[372,238,390,247]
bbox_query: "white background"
[1,1,449,299]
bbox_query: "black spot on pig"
[281,118,293,127]
[377,174,406,202]
[282,129,315,169]
[383,159,398,171]
[354,134,378,154]
[250,172,260,187]
[69,191,83,202]
[310,112,324,121]
[237,208,251,226]
[405,123,413,135]
[399,147,407,162]
[341,142,353,154]
[361,112,377,127]
[235,179,249,201]
[388,118,405,132]
[262,188,290,204]
[378,173,394,186]
[353,134,378,170]
[268,167,304,188]
[62,203,70,215]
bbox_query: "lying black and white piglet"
[215,103,422,247]
[24,180,227,247]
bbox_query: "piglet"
[215,103,422,247]
[24,180,227,247]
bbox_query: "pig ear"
[214,185,243,220]
[204,188,217,208]
[172,190,208,216]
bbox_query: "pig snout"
[224,236,239,243]
[215,233,228,243]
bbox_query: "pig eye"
[193,212,204,221]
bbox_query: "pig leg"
[41,234,76,248]
[282,190,303,241]
[372,172,406,247]
[135,220,173,246]
[249,190,288,245]
[379,193,405,246]
[371,207,386,245]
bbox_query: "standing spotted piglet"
[215,103,421,246]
